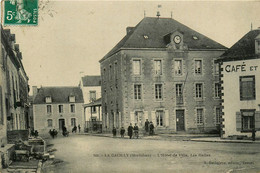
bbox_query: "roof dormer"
[45,96,52,103]
[255,33,260,54]
[69,95,75,103]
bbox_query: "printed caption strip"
[4,0,38,26]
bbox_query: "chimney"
[32,86,38,99]
[126,27,134,34]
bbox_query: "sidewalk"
[79,133,260,144]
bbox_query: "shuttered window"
[240,76,255,100]
[47,119,53,127]
[241,110,254,131]
[156,110,164,126]
[174,60,182,75]
[155,84,163,100]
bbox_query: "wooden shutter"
[130,112,135,125]
[151,111,156,127]
[236,111,242,131]
[255,111,260,131]
[165,110,169,127]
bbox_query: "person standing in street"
[145,119,149,135]
[128,123,133,139]
[133,123,139,139]
[120,127,125,138]
[149,121,154,136]
[78,124,81,133]
[112,127,117,137]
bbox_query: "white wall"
[222,59,260,137]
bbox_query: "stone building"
[33,86,84,135]
[218,28,260,138]
[99,17,227,133]
[0,27,29,146]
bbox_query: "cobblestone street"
[42,135,260,173]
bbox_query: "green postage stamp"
[4,0,38,25]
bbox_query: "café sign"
[225,62,258,73]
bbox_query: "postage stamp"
[4,0,38,25]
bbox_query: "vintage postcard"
[0,1,260,173]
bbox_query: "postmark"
[4,0,38,25]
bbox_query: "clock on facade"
[174,35,181,44]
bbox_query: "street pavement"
[42,134,260,173]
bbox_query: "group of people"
[144,119,154,135]
[49,129,58,139]
[72,124,81,133]
[112,119,154,139]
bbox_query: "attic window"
[45,96,52,103]
[192,36,198,40]
[69,96,75,103]
[143,35,149,39]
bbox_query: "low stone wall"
[7,130,29,144]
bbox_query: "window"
[176,84,183,104]
[47,119,53,127]
[45,96,52,103]
[214,63,219,75]
[215,83,221,98]
[195,83,203,98]
[71,118,76,127]
[155,84,163,100]
[241,110,254,131]
[89,91,96,101]
[240,76,255,100]
[216,108,221,124]
[156,110,164,126]
[109,65,112,80]
[196,109,203,125]
[69,96,75,103]
[154,60,162,75]
[70,104,75,113]
[47,105,52,114]
[195,60,202,74]
[133,60,141,75]
[58,105,63,113]
[91,106,97,113]
[134,84,142,100]
[174,60,182,75]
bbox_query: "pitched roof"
[81,75,101,87]
[34,86,84,104]
[100,17,227,61]
[219,29,260,61]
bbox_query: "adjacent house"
[79,75,102,131]
[33,86,84,135]
[99,17,227,133]
[0,26,29,168]
[218,28,260,138]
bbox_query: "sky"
[2,1,260,91]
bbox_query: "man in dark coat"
[112,127,117,137]
[145,119,149,134]
[149,121,154,136]
[133,123,139,139]
[128,123,133,139]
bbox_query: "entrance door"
[176,110,185,131]
[59,119,65,130]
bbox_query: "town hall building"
[99,17,227,133]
